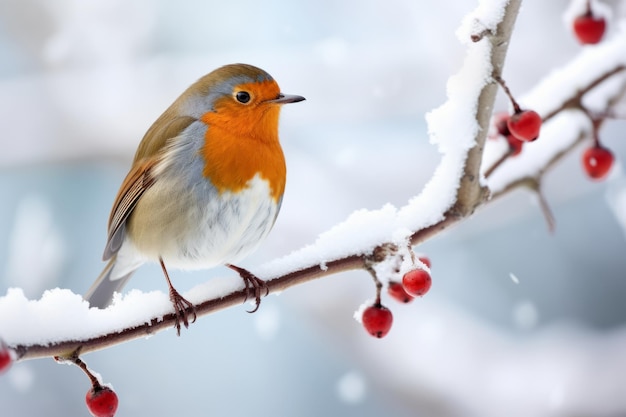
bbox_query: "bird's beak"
[267,93,306,104]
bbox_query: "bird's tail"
[84,255,135,309]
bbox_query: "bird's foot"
[226,264,269,313]
[169,286,197,336]
[159,257,196,336]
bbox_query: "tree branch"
[4,0,625,363]
[490,78,626,202]
[5,0,522,361]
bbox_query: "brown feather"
[103,158,157,260]
[103,115,197,261]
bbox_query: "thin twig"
[494,75,522,113]
[529,179,556,233]
[542,65,626,122]
[484,148,514,179]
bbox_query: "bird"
[84,63,305,335]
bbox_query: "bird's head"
[182,64,304,141]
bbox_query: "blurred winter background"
[1,0,626,416]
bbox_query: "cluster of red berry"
[490,68,544,160]
[493,103,614,182]
[361,256,432,338]
[573,1,615,180]
[491,0,615,181]
[493,109,542,156]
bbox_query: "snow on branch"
[485,27,626,197]
[0,0,519,360]
[3,0,624,361]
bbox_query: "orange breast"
[199,112,286,202]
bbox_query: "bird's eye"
[235,91,251,104]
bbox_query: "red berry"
[494,112,512,137]
[388,281,413,303]
[86,385,119,417]
[573,13,606,45]
[402,268,432,297]
[582,145,614,180]
[507,110,542,142]
[417,256,431,269]
[492,112,523,155]
[0,340,12,374]
[506,135,524,156]
[362,304,393,338]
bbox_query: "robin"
[84,63,305,334]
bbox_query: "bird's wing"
[102,115,198,261]
[102,158,158,261]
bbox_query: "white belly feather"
[116,174,278,274]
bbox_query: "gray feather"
[84,255,135,308]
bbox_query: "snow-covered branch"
[485,27,626,199]
[0,0,520,361]
[2,0,625,365]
